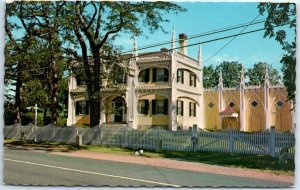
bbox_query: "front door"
[114,100,123,122]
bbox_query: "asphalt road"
[3,148,293,187]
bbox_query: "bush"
[57,117,67,127]
[4,107,15,125]
[21,112,43,126]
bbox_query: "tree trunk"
[14,64,22,124]
[89,51,101,127]
[50,59,58,125]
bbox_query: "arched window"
[138,69,150,82]
[153,68,168,82]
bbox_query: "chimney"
[179,33,188,55]
[160,47,168,52]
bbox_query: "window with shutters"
[189,102,196,117]
[152,99,168,115]
[138,100,149,114]
[190,73,196,87]
[153,68,168,82]
[76,101,89,115]
[177,69,184,84]
[138,69,149,82]
[177,100,184,116]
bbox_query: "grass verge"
[4,139,294,176]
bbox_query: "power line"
[8,23,288,74]
[7,16,268,74]
[120,18,266,55]
[203,14,261,64]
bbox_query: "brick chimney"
[179,33,188,55]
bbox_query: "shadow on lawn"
[158,151,295,174]
[4,140,294,175]
[4,140,88,153]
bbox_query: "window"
[152,99,168,115]
[189,102,196,117]
[177,100,184,116]
[251,101,258,107]
[208,102,214,108]
[113,72,126,84]
[276,100,284,108]
[190,73,196,87]
[177,69,184,84]
[138,100,149,114]
[229,102,235,108]
[138,69,150,82]
[153,68,168,82]
[77,79,86,86]
[76,101,89,115]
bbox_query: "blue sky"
[115,2,294,73]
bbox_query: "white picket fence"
[3,123,295,158]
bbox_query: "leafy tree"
[6,2,67,125]
[216,61,243,88]
[203,65,218,88]
[6,1,185,127]
[246,62,281,86]
[258,3,296,102]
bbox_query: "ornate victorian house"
[67,29,294,132]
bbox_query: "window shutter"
[76,102,80,115]
[177,70,180,83]
[86,101,90,114]
[176,100,179,115]
[190,74,192,86]
[189,102,191,116]
[145,69,150,82]
[152,68,157,82]
[194,76,196,87]
[182,70,184,84]
[181,101,184,116]
[164,68,169,82]
[164,99,168,114]
[194,103,196,116]
[152,100,156,115]
[145,100,149,114]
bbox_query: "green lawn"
[4,139,294,176]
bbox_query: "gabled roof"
[219,106,238,118]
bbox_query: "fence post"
[269,126,276,157]
[229,129,234,153]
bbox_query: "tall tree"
[6,1,185,127]
[6,2,67,125]
[216,61,243,88]
[258,3,296,102]
[246,62,281,86]
[203,65,218,88]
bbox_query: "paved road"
[3,148,292,187]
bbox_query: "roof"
[219,106,238,118]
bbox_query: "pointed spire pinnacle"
[240,65,245,85]
[172,26,176,53]
[264,63,269,86]
[198,45,202,66]
[218,67,223,88]
[133,35,138,60]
